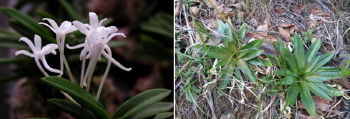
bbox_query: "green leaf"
[48,99,97,119]
[305,75,330,82]
[286,83,302,106]
[130,102,173,119]
[239,39,263,50]
[280,46,298,73]
[307,82,332,101]
[277,76,298,85]
[240,49,263,61]
[316,66,341,76]
[311,52,334,72]
[2,7,55,42]
[265,54,280,68]
[153,112,173,119]
[111,89,171,119]
[300,82,316,118]
[305,39,321,63]
[41,77,109,119]
[247,57,272,67]
[274,69,298,77]
[314,82,342,96]
[192,44,230,59]
[59,0,80,20]
[236,59,256,83]
[219,63,236,90]
[237,24,246,40]
[304,55,320,72]
[293,34,305,72]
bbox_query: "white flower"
[15,35,61,76]
[39,18,77,77]
[39,18,77,36]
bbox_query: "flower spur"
[15,34,61,76]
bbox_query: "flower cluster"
[15,12,131,100]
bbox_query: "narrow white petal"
[15,50,34,57]
[43,18,59,29]
[104,33,125,44]
[65,26,77,34]
[66,43,86,49]
[19,37,36,52]
[34,35,42,51]
[102,46,131,71]
[73,21,89,35]
[89,12,99,29]
[39,23,56,33]
[99,18,107,26]
[41,44,58,55]
[41,56,61,74]
[35,57,49,76]
[107,26,118,33]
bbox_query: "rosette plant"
[266,34,343,118]
[192,19,271,93]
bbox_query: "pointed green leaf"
[111,89,171,119]
[2,7,55,42]
[153,112,173,119]
[265,54,280,68]
[41,77,108,119]
[240,39,263,50]
[277,76,299,85]
[241,49,264,61]
[315,66,341,77]
[304,55,320,72]
[247,57,272,67]
[300,82,316,118]
[48,99,97,119]
[308,82,332,101]
[130,102,173,119]
[314,83,342,96]
[219,63,236,90]
[286,83,302,106]
[311,52,334,72]
[236,59,256,83]
[293,34,305,72]
[280,46,298,73]
[237,24,246,40]
[305,39,321,63]
[192,44,229,59]
[274,69,299,77]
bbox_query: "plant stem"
[80,57,86,87]
[56,35,75,83]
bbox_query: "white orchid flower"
[15,35,61,76]
[39,18,77,78]
[68,12,131,99]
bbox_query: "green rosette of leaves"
[192,18,270,94]
[267,34,343,118]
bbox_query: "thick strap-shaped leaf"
[2,8,55,42]
[307,82,332,101]
[130,102,173,119]
[277,76,298,85]
[111,89,171,119]
[219,63,236,90]
[192,44,229,59]
[273,41,282,53]
[305,39,321,63]
[217,20,231,47]
[237,24,246,40]
[286,83,302,106]
[300,82,316,118]
[241,49,264,61]
[265,54,281,68]
[305,75,329,82]
[240,39,263,50]
[247,57,272,67]
[41,77,109,119]
[315,66,341,77]
[314,82,342,96]
[236,59,256,83]
[274,69,299,78]
[217,57,236,67]
[311,52,334,72]
[280,46,298,73]
[153,112,173,119]
[48,99,97,119]
[293,34,306,72]
[304,55,320,72]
